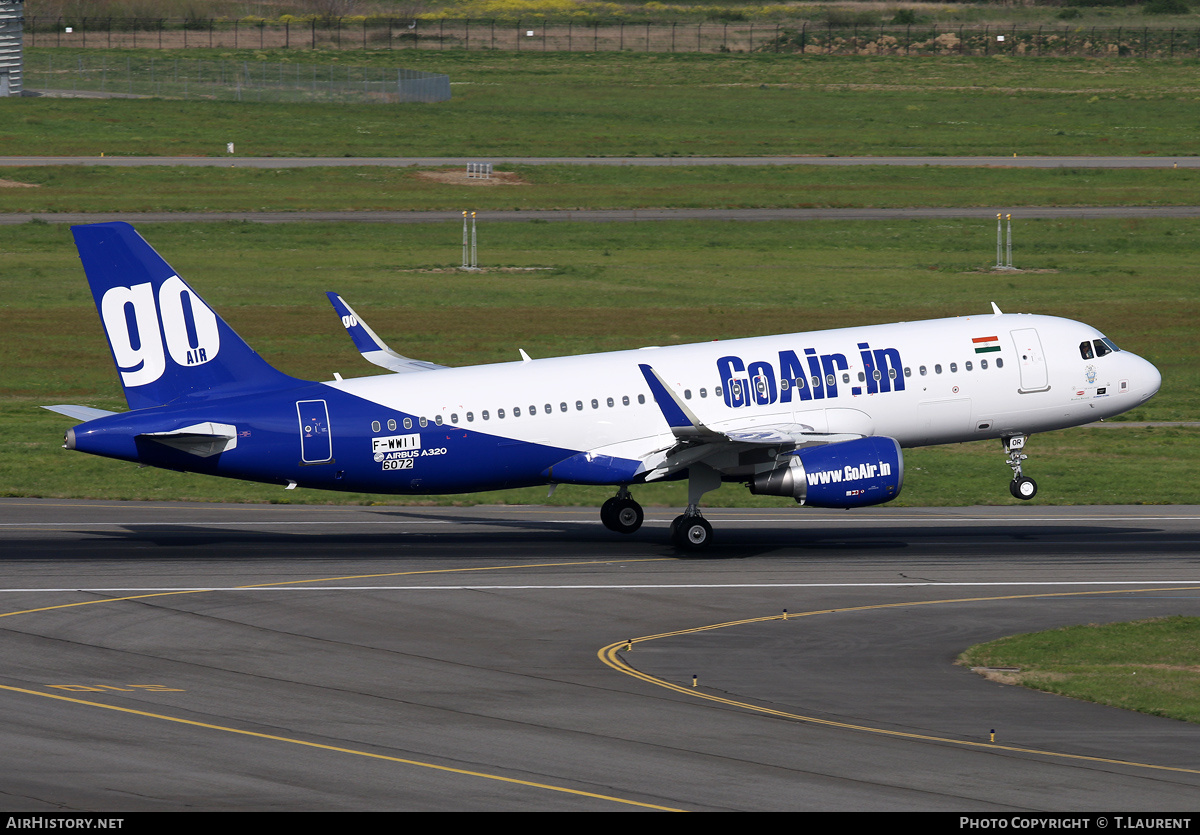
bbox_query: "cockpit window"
[1079,341,1094,360]
[1095,338,1120,356]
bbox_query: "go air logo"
[99,276,221,387]
[806,459,893,487]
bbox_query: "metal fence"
[25,53,450,102]
[23,17,1200,58]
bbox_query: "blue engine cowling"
[749,436,904,508]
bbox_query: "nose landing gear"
[1004,435,1038,500]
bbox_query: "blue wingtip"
[637,364,693,429]
[326,291,384,354]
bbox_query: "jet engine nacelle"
[749,436,904,508]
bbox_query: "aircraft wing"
[636,363,862,481]
[326,292,447,374]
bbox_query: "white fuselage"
[329,312,1161,471]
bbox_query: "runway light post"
[995,212,1016,270]
[462,210,479,270]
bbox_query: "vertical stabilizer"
[72,222,300,410]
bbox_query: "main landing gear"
[599,465,722,551]
[670,462,722,551]
[600,487,644,535]
[1003,435,1038,500]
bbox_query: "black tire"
[1010,476,1038,500]
[600,497,619,532]
[669,514,684,543]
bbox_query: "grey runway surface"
[3,500,1199,811]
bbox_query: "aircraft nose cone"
[1143,360,1162,401]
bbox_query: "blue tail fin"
[72,222,300,410]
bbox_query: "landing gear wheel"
[671,515,712,550]
[601,497,643,534]
[1010,476,1038,500]
[600,498,619,531]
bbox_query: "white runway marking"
[2,581,1199,593]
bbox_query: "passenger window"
[965,361,973,372]
[714,386,722,397]
[482,410,490,420]
[403,418,412,429]
[387,419,397,431]
[919,366,927,376]
[622,395,630,406]
[794,377,804,390]
[950,363,958,373]
[371,421,381,432]
[638,394,646,404]
[419,417,428,427]
[825,374,835,387]
[981,359,988,370]
[996,358,1004,368]
[513,407,521,417]
[435,415,443,426]
[684,390,692,400]
[576,401,583,411]
[560,402,567,412]
[935,365,943,374]
[842,373,850,384]
[467,412,474,422]
[451,414,459,424]
[811,376,821,389]
[872,370,881,381]
[591,399,599,409]
[498,408,505,419]
[700,388,707,398]
[544,404,551,414]
[606,397,614,407]
[903,367,911,377]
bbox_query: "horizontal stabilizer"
[139,422,238,458]
[326,292,446,374]
[42,405,119,422]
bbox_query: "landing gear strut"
[670,463,722,551]
[601,487,643,534]
[1003,435,1038,500]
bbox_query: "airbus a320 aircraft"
[48,222,1161,549]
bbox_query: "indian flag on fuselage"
[972,335,1001,354]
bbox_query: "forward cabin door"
[1010,328,1050,393]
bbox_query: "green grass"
[6,50,1200,157]
[5,164,1200,213]
[959,617,1200,724]
[2,217,1196,506]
